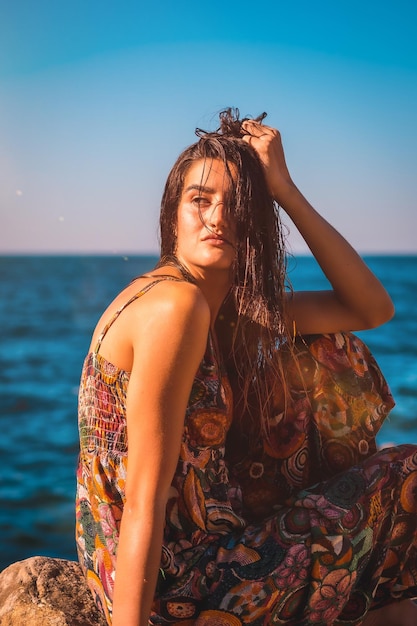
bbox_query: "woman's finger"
[241,120,276,138]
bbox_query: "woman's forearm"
[279,182,394,327]
[112,502,166,626]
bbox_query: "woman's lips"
[202,234,233,246]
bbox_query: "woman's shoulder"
[116,272,210,335]
[88,271,209,367]
[126,274,210,372]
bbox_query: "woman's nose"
[208,201,227,227]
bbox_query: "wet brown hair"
[158,108,294,435]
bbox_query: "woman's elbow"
[366,295,395,328]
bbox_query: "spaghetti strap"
[93,276,184,354]
[129,272,195,283]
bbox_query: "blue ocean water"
[1,254,416,571]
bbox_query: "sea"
[1,254,417,572]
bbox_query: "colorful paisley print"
[76,284,417,625]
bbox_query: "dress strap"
[93,276,184,354]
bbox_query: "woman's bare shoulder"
[106,271,205,317]
[89,274,209,367]
[122,276,210,344]
[132,275,208,316]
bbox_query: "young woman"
[76,109,417,625]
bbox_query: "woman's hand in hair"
[241,120,294,204]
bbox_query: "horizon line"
[1,250,417,258]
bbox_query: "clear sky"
[1,0,416,254]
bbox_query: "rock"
[0,556,108,626]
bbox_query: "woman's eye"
[192,197,210,207]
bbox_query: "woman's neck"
[196,274,232,328]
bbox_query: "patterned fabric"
[225,332,397,521]
[76,290,417,625]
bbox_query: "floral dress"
[76,278,417,625]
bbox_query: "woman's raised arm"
[241,120,394,335]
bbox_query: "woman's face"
[175,158,237,277]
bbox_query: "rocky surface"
[0,556,107,625]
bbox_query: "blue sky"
[1,0,416,254]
